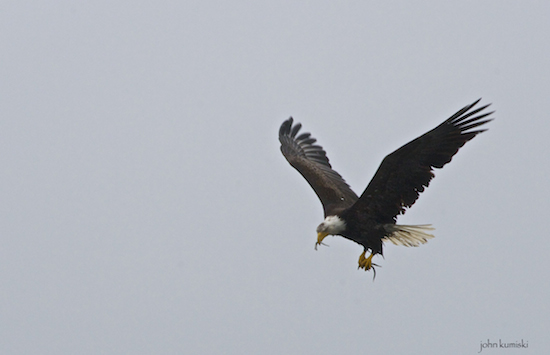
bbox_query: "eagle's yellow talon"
[357,251,374,271]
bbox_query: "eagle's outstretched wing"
[279,118,358,216]
[350,99,493,223]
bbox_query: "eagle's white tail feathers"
[383,224,435,247]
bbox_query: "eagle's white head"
[315,215,346,249]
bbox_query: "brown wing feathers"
[354,99,493,222]
[279,117,358,216]
[279,99,492,221]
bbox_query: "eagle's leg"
[357,250,375,271]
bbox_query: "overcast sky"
[1,1,548,354]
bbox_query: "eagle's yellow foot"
[357,251,378,271]
[358,251,379,279]
[358,250,373,271]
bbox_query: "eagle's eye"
[316,223,325,233]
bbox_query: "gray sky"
[1,1,548,354]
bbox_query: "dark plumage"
[279,99,493,274]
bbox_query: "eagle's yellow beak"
[315,232,329,250]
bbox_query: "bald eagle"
[279,99,493,275]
